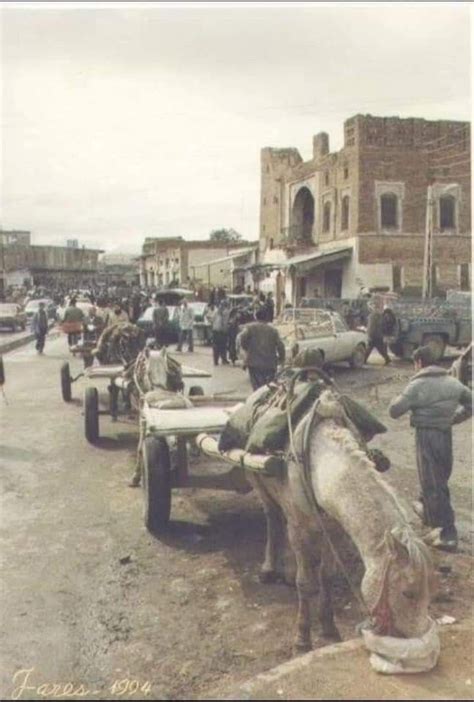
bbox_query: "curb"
[0,323,60,356]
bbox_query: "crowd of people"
[16,278,474,554]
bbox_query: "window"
[269,238,274,250]
[324,172,329,186]
[439,195,456,231]
[273,196,279,204]
[393,265,402,292]
[263,197,267,205]
[380,193,398,229]
[460,264,470,291]
[333,317,347,333]
[175,258,179,264]
[323,202,331,233]
[344,166,349,179]
[341,196,350,230]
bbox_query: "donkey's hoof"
[259,569,278,584]
[293,640,312,655]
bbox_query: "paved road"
[0,337,471,700]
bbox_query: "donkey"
[247,389,434,654]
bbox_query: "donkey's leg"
[260,501,284,583]
[287,523,319,654]
[318,549,342,642]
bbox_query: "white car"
[276,308,367,368]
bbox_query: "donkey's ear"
[385,529,410,562]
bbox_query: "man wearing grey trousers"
[389,345,471,552]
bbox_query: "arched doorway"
[291,187,315,243]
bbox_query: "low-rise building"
[138,236,254,289]
[1,239,103,292]
[258,114,471,305]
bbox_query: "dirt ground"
[0,337,472,700]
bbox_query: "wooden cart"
[139,400,284,534]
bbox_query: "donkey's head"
[363,527,434,639]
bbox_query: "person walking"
[237,307,286,390]
[227,306,242,365]
[389,345,472,552]
[265,292,275,322]
[365,302,390,364]
[152,297,169,348]
[176,299,194,352]
[211,300,230,365]
[63,297,84,347]
[31,301,49,354]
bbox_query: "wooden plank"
[196,433,284,477]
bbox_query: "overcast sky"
[1,2,471,253]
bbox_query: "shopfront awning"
[284,247,352,274]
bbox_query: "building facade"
[259,114,471,304]
[1,241,103,291]
[138,237,253,289]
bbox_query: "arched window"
[341,196,350,230]
[439,195,456,231]
[380,193,398,229]
[323,202,331,233]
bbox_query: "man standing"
[211,300,230,365]
[365,301,390,364]
[63,297,84,347]
[176,299,194,352]
[152,297,169,348]
[237,307,286,390]
[389,345,471,552]
[32,301,49,354]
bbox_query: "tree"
[209,228,242,244]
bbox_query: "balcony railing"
[280,225,315,247]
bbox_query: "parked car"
[136,305,180,343]
[0,303,27,332]
[25,298,57,322]
[275,308,367,368]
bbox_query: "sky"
[0,2,471,254]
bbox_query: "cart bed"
[143,404,237,436]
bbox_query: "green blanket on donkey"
[218,380,387,455]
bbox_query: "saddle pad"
[144,404,238,436]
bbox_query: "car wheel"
[350,343,366,369]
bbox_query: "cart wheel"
[85,386,100,444]
[189,385,204,397]
[143,437,171,534]
[61,362,72,402]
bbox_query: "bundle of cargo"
[93,322,146,365]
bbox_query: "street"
[0,336,472,700]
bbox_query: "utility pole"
[422,183,435,299]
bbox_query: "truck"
[387,297,471,361]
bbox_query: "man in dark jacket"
[32,301,49,354]
[152,298,169,348]
[365,304,390,364]
[237,307,286,390]
[389,345,472,552]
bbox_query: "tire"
[423,334,446,362]
[85,386,100,444]
[349,343,366,369]
[61,362,72,402]
[189,385,204,397]
[143,437,171,534]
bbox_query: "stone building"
[259,114,471,304]
[138,236,253,288]
[1,241,103,291]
